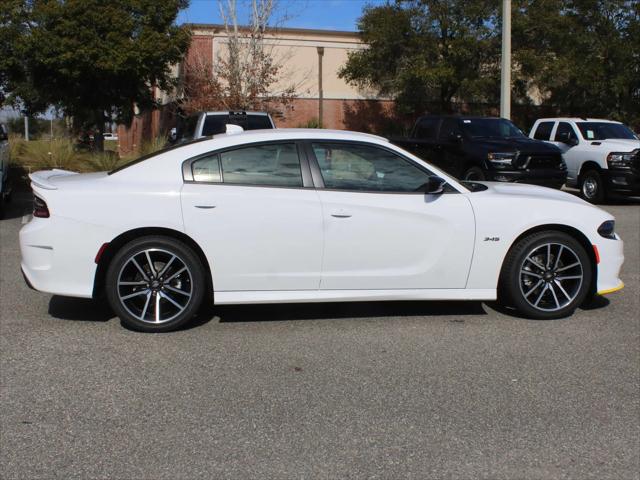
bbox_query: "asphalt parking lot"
[1,191,639,480]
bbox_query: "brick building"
[118,24,394,155]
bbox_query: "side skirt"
[214,289,497,305]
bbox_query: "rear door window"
[533,122,554,140]
[219,143,303,187]
[438,118,460,142]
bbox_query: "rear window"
[202,113,274,136]
[532,122,554,140]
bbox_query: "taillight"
[33,195,50,218]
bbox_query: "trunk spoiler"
[29,169,78,190]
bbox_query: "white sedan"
[20,129,624,332]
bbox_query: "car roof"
[536,117,622,123]
[203,111,271,116]
[210,128,388,143]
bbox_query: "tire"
[499,231,592,319]
[105,236,206,332]
[580,169,605,203]
[462,166,486,181]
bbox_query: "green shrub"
[297,117,321,129]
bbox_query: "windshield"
[576,122,638,140]
[461,118,526,139]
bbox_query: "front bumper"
[595,235,625,295]
[603,169,640,196]
[486,169,567,189]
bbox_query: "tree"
[0,0,191,150]
[339,0,500,116]
[513,0,639,126]
[180,0,296,115]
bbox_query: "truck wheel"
[463,166,485,181]
[580,169,605,204]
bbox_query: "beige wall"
[190,25,377,101]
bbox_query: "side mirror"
[425,176,446,194]
[557,131,578,146]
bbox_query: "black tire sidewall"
[502,231,593,319]
[463,166,486,181]
[105,236,206,332]
[580,169,605,203]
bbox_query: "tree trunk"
[93,111,105,152]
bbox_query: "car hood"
[471,136,561,154]
[468,181,589,206]
[589,138,640,152]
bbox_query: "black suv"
[393,116,567,188]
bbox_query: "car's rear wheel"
[106,236,206,332]
[500,231,592,319]
[463,166,486,181]
[580,169,605,203]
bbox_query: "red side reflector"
[95,243,109,264]
[593,245,600,264]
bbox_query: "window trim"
[182,140,314,189]
[304,139,454,195]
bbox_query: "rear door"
[437,118,466,177]
[181,141,323,292]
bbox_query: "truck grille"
[520,153,563,170]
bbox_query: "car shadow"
[214,300,487,323]
[47,296,488,329]
[562,187,640,205]
[48,296,114,322]
[486,294,610,320]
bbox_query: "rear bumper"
[603,169,640,196]
[486,169,567,188]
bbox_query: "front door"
[181,142,323,292]
[309,141,475,290]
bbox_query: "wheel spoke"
[140,292,152,319]
[164,285,191,297]
[121,289,150,301]
[525,256,546,271]
[553,245,564,270]
[557,275,582,281]
[165,266,187,283]
[553,279,572,301]
[145,250,157,277]
[546,244,552,269]
[556,261,580,272]
[521,269,542,279]
[118,280,147,286]
[131,257,149,281]
[157,255,176,278]
[154,294,161,322]
[548,283,560,309]
[525,279,544,297]
[160,291,184,310]
[534,284,548,307]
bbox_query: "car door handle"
[331,210,352,218]
[195,205,216,209]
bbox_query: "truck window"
[248,115,274,130]
[414,117,439,140]
[533,122,554,140]
[554,122,578,142]
[438,118,460,141]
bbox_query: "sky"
[177,0,388,32]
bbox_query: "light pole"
[500,0,511,120]
[317,46,324,128]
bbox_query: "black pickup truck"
[392,115,567,188]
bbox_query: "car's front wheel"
[580,169,605,203]
[106,236,206,332]
[500,231,592,319]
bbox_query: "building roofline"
[186,23,360,37]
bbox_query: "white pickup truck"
[529,118,639,203]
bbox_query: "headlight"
[598,220,616,239]
[487,152,515,169]
[607,150,637,169]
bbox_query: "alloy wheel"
[518,242,584,312]
[116,248,193,324]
